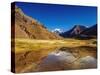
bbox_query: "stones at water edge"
[79,56,97,69]
[35,51,77,71]
[35,50,97,71]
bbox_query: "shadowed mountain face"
[12,5,62,40]
[60,25,87,37]
[60,24,97,38]
[81,24,97,36]
[11,5,97,39]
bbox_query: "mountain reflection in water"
[35,47,97,71]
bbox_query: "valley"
[11,4,97,73]
[12,38,97,73]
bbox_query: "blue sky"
[15,2,97,32]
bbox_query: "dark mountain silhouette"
[12,5,62,40]
[60,25,87,37]
[60,24,97,39]
[12,6,97,39]
[81,24,97,36]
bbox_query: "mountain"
[52,28,62,35]
[81,24,97,36]
[11,5,62,40]
[60,24,97,39]
[60,25,87,37]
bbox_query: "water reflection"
[79,56,97,68]
[35,47,97,71]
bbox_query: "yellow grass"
[11,38,97,73]
[13,38,96,53]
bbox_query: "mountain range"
[12,5,97,40]
[60,24,97,38]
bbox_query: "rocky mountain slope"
[60,25,87,37]
[11,5,62,40]
[81,24,97,36]
[60,24,97,38]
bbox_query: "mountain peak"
[60,25,87,37]
[81,24,97,36]
[60,24,97,38]
[52,28,62,35]
[73,25,87,29]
